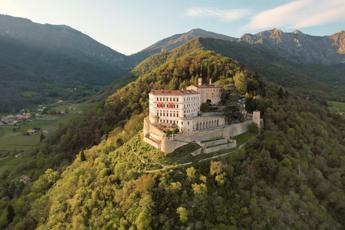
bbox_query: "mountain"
[195,37,345,100]
[0,15,128,67]
[2,18,344,113]
[329,30,345,54]
[129,28,236,65]
[3,39,345,229]
[0,15,130,112]
[240,28,345,64]
[130,28,345,66]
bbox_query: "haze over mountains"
[0,14,344,112]
[0,15,129,112]
[0,15,127,67]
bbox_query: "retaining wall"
[204,141,237,154]
[201,138,227,148]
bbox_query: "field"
[328,101,345,115]
[0,101,93,173]
[0,116,59,152]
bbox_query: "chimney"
[198,78,202,86]
[209,79,212,85]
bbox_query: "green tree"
[176,207,188,223]
[186,167,196,180]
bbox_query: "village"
[0,100,87,185]
[144,78,262,155]
[0,105,50,135]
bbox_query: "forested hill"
[196,37,345,101]
[0,15,129,113]
[2,39,345,229]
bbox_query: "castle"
[143,78,261,154]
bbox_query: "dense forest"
[1,40,345,229]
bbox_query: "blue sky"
[1,0,345,55]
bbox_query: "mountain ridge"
[239,28,345,64]
[0,14,131,112]
[129,28,236,65]
[0,14,128,67]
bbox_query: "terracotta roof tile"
[150,89,199,95]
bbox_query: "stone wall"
[204,141,237,154]
[161,137,188,154]
[145,117,165,141]
[252,111,261,128]
[143,137,160,149]
[143,115,262,154]
[223,120,253,139]
[173,128,224,143]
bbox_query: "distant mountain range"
[129,28,236,64]
[133,28,345,65]
[131,27,345,100]
[0,14,344,112]
[240,28,345,64]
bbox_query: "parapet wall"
[143,115,263,154]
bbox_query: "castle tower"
[252,111,261,128]
[198,78,203,86]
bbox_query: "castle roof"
[150,89,199,96]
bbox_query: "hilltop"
[129,28,236,64]
[2,39,345,229]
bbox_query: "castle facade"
[143,78,261,154]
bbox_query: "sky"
[1,0,345,55]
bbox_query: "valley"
[0,101,93,176]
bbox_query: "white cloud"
[247,0,345,30]
[185,7,250,22]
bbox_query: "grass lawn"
[0,115,65,152]
[0,152,32,175]
[234,132,256,146]
[167,142,201,164]
[0,102,91,153]
[328,101,345,114]
[166,132,256,164]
